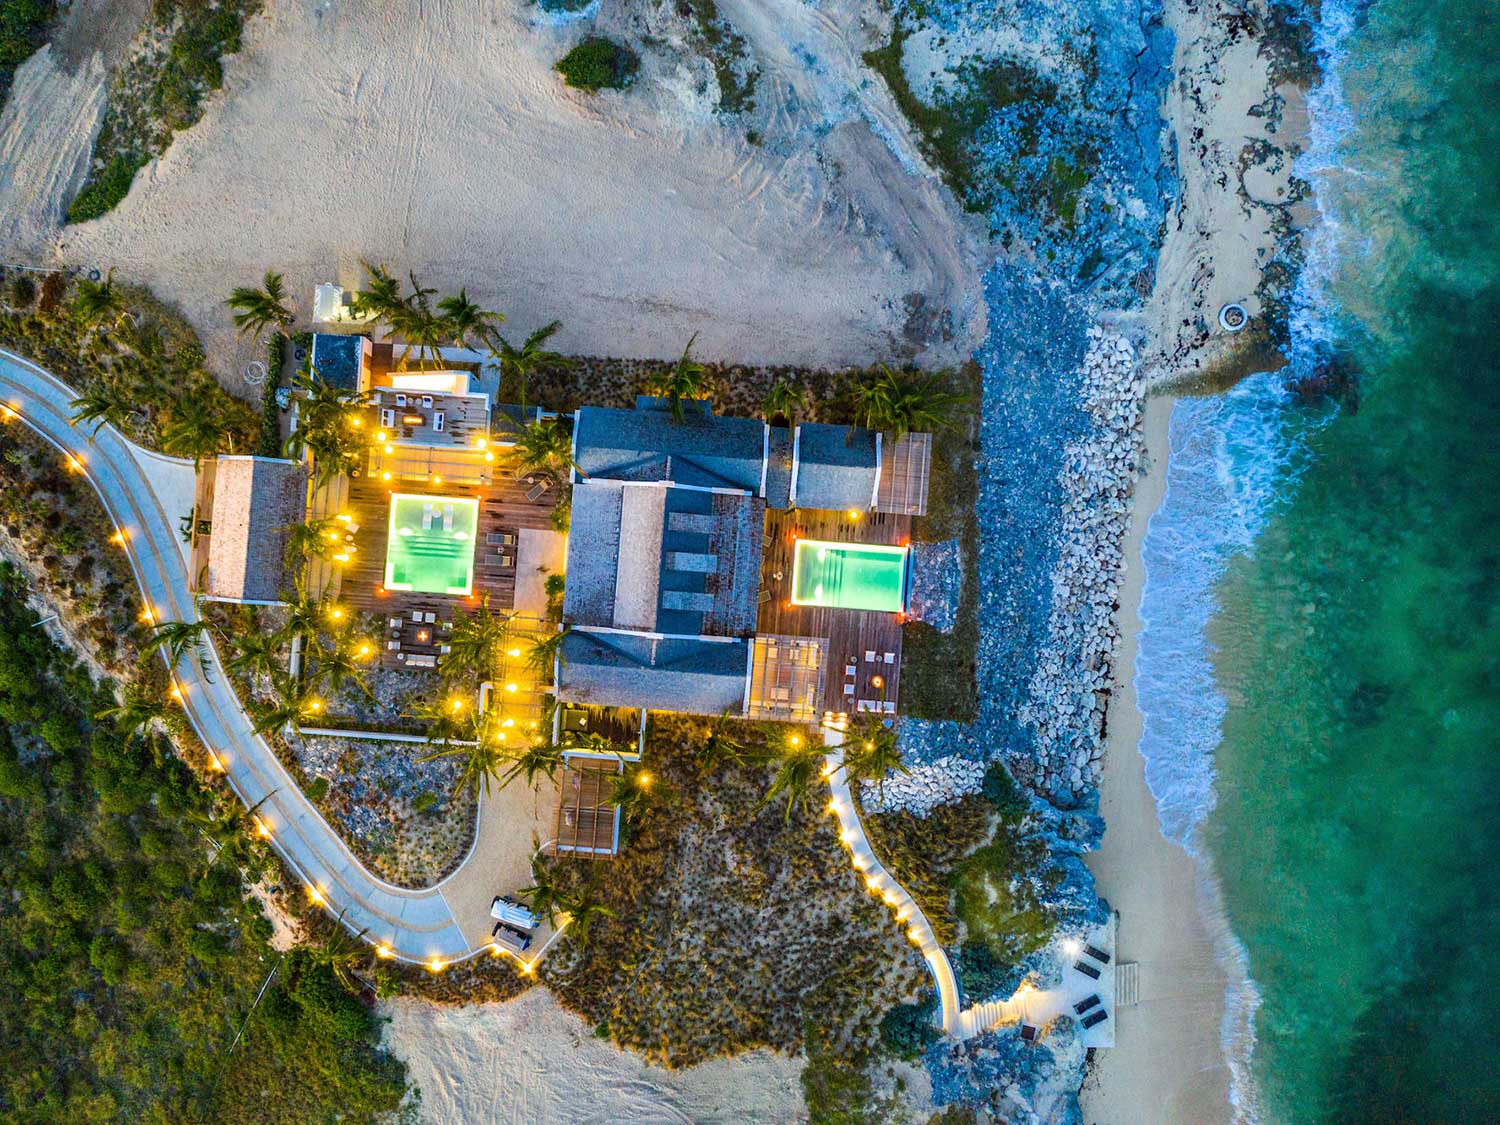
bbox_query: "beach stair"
[1116,961,1140,1007]
[964,999,1011,1036]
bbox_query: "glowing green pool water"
[790,539,909,612]
[383,494,478,596]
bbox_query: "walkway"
[0,347,546,970]
[821,717,1116,1043]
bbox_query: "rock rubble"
[1011,329,1144,806]
[859,754,988,815]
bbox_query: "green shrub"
[66,153,148,224]
[879,997,938,1060]
[255,335,286,458]
[555,36,639,93]
[412,790,438,814]
[7,273,35,309]
[0,0,54,111]
[304,775,329,803]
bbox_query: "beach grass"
[0,0,54,111]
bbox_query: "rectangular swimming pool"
[790,539,909,613]
[384,493,479,596]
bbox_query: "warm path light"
[376,944,394,959]
[253,815,272,838]
[427,958,446,973]
[64,454,83,473]
[308,885,325,906]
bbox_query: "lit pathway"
[821,716,1116,1042]
[0,347,560,972]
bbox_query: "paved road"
[0,347,482,966]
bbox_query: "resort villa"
[186,327,932,857]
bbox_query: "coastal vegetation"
[0,565,407,1120]
[67,0,262,223]
[0,0,52,110]
[680,0,758,115]
[0,271,255,454]
[863,17,1095,232]
[555,36,639,93]
[540,715,928,1070]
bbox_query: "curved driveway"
[0,347,479,966]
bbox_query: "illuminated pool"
[384,493,478,596]
[790,539,909,613]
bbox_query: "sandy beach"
[382,987,806,1124]
[2,0,985,382]
[1080,396,1233,1124]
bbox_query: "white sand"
[382,987,807,1124]
[1080,396,1234,1124]
[38,0,982,381]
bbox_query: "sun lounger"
[1073,994,1101,1015]
[1019,1024,1038,1043]
[486,533,506,546]
[1074,960,1102,980]
[1080,1009,1109,1030]
[525,479,550,503]
[1084,943,1111,965]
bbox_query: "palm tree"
[756,735,823,822]
[282,516,345,567]
[419,716,507,798]
[141,619,212,670]
[72,269,127,328]
[96,686,166,743]
[226,631,285,681]
[69,385,135,439]
[443,596,512,683]
[160,394,228,466]
[520,856,565,926]
[502,740,564,789]
[273,588,332,650]
[853,365,966,440]
[842,716,907,801]
[437,289,503,350]
[394,273,446,369]
[605,764,660,825]
[309,909,373,995]
[310,640,370,700]
[525,627,569,684]
[284,365,370,484]
[250,694,308,736]
[226,270,295,343]
[762,377,807,427]
[491,320,565,408]
[510,417,582,483]
[564,887,616,947]
[698,710,748,774]
[646,334,711,423]
[347,261,405,334]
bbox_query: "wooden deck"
[334,456,561,647]
[757,507,910,716]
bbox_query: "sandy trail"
[46,0,980,381]
[382,987,806,1124]
[0,47,107,258]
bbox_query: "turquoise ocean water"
[1135,1,1500,1120]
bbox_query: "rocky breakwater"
[860,754,988,815]
[1013,329,1144,808]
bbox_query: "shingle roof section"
[573,401,766,492]
[205,457,308,602]
[793,423,879,512]
[558,631,749,715]
[561,481,622,626]
[309,333,365,391]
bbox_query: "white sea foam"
[1132,6,1362,1116]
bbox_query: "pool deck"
[759,506,909,715]
[330,459,559,628]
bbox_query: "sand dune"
[46,0,981,383]
[382,987,806,1124]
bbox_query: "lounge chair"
[486,533,506,546]
[525,478,550,503]
[1080,1009,1109,1030]
[1074,960,1102,980]
[1073,994,1101,1015]
[1084,943,1111,965]
[1019,1024,1038,1043]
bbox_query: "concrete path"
[0,347,515,968]
[821,716,1116,1043]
